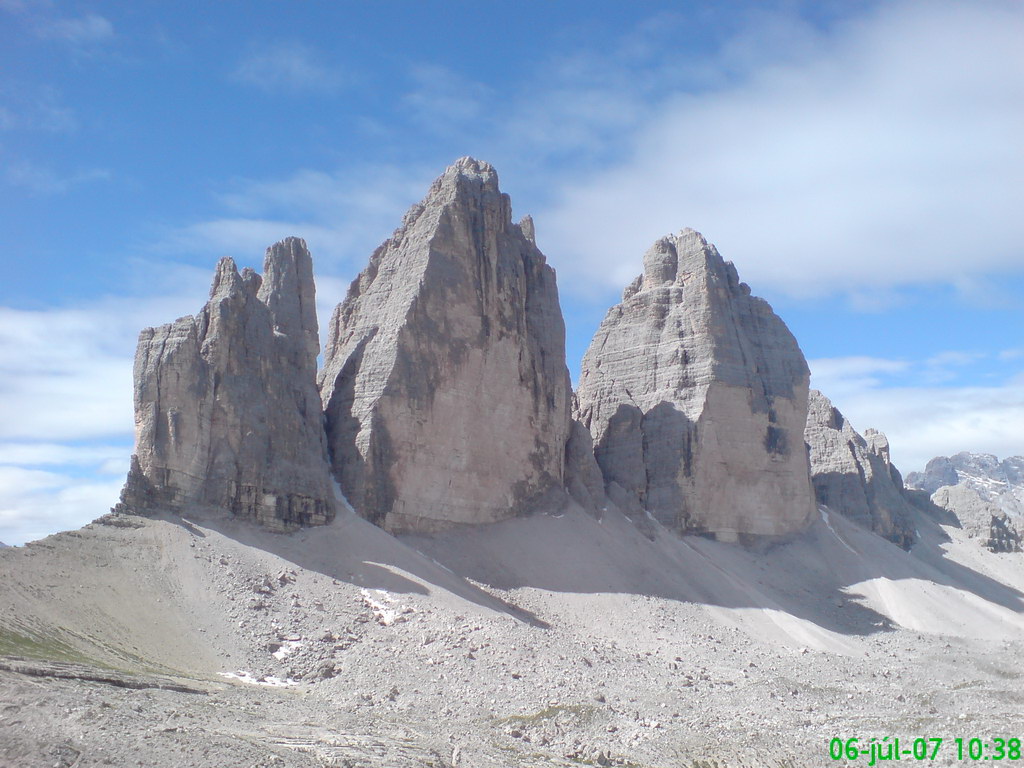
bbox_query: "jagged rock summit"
[115,237,337,532]
[318,157,572,533]
[907,452,1023,552]
[575,229,816,542]
[804,389,915,547]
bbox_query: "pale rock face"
[564,408,607,513]
[929,484,1021,553]
[115,238,336,532]
[575,229,816,542]
[804,390,915,548]
[318,157,572,532]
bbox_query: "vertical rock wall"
[319,157,572,532]
[804,389,915,548]
[115,238,336,532]
[575,229,816,542]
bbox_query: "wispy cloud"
[232,41,344,93]
[0,85,77,133]
[36,12,114,44]
[5,160,110,194]
[0,442,128,469]
[163,163,433,278]
[402,64,491,131]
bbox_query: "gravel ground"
[1,503,1022,768]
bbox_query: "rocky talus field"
[2,501,1023,767]
[2,158,1022,767]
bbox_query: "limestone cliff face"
[318,157,572,532]
[804,390,915,548]
[115,238,336,532]
[575,229,816,542]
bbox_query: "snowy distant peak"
[906,451,1023,553]
[906,452,1024,514]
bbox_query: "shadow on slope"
[193,507,552,628]
[400,502,1024,645]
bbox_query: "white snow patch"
[218,671,299,687]
[272,639,302,660]
[820,507,858,556]
[360,587,399,625]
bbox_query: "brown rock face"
[115,238,336,532]
[318,157,572,532]
[575,229,816,542]
[804,389,915,548]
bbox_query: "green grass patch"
[0,626,102,666]
[502,703,595,725]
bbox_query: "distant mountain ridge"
[906,452,1023,552]
[907,453,1024,512]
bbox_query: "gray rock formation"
[804,390,915,548]
[929,485,1021,552]
[906,452,1023,552]
[907,453,1024,510]
[318,157,572,533]
[564,400,608,513]
[115,237,336,532]
[574,229,816,542]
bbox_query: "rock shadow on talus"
[804,389,916,549]
[185,508,551,629]
[113,237,337,532]
[575,228,817,544]
[319,157,573,534]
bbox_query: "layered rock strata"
[575,229,816,542]
[318,157,572,532]
[804,390,915,548]
[115,238,336,532]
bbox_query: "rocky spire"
[804,389,915,548]
[115,237,336,532]
[574,229,816,542]
[318,157,572,532]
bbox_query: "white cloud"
[5,161,110,194]
[314,274,350,348]
[808,356,910,399]
[37,12,114,44]
[0,470,121,546]
[166,163,433,275]
[0,85,77,133]
[0,268,210,443]
[811,356,1024,472]
[538,1,1024,301]
[0,442,127,468]
[232,41,344,93]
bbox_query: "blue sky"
[1,0,1022,544]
